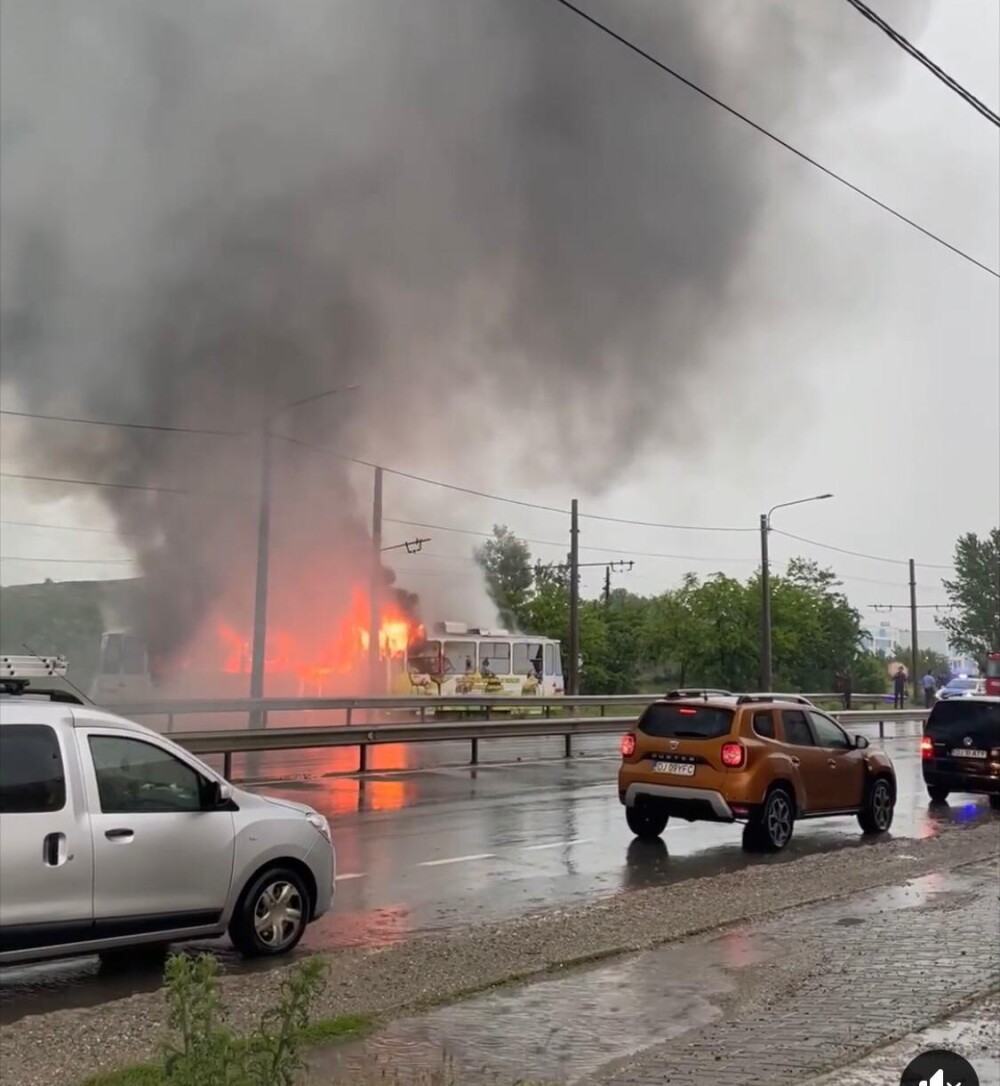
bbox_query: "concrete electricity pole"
[368,466,383,694]
[909,558,920,704]
[568,498,579,696]
[248,385,359,727]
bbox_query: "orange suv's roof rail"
[662,688,732,700]
[735,693,813,705]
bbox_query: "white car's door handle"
[105,828,134,841]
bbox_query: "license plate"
[951,748,987,759]
[653,762,695,776]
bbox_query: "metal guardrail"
[110,690,899,732]
[161,706,930,780]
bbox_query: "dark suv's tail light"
[621,733,636,757]
[721,742,745,768]
[920,736,933,759]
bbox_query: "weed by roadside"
[83,953,363,1086]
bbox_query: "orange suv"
[618,692,896,851]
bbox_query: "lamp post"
[248,385,359,726]
[759,493,833,691]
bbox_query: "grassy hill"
[0,578,144,689]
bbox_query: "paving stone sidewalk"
[803,993,999,1086]
[310,859,1000,1085]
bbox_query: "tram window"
[544,645,554,676]
[553,643,563,677]
[122,636,147,676]
[513,642,543,676]
[478,642,511,675]
[409,640,442,674]
[443,641,476,674]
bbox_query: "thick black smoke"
[0,0,925,663]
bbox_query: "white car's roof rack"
[1,655,69,678]
[0,655,87,705]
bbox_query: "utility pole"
[248,429,272,728]
[568,498,579,696]
[909,558,919,705]
[603,565,611,606]
[759,513,772,691]
[368,466,383,694]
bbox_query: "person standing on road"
[922,670,937,708]
[893,668,907,709]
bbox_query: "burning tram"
[89,617,564,703]
[388,622,565,698]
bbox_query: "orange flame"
[213,588,421,687]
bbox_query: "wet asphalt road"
[2,726,996,1022]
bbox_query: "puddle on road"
[830,869,978,920]
[312,935,777,1085]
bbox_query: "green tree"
[473,525,533,629]
[939,529,1000,667]
[767,559,867,692]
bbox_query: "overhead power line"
[547,0,999,279]
[843,0,1000,126]
[772,529,954,571]
[0,407,243,437]
[0,471,187,495]
[0,554,136,564]
[0,519,128,536]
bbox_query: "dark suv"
[921,695,1000,808]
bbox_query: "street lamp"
[759,493,833,691]
[248,385,359,725]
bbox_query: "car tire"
[858,776,895,835]
[927,785,950,804]
[743,786,795,853]
[229,867,311,958]
[989,795,1000,811]
[625,804,669,840]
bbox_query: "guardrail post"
[879,719,885,740]
[346,707,352,728]
[359,744,368,773]
[564,734,572,759]
[262,709,269,729]
[223,751,233,780]
[420,705,426,724]
[471,737,479,765]
[167,714,174,733]
[600,704,606,718]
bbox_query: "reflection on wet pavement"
[2,734,997,1023]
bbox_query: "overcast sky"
[1,0,997,637]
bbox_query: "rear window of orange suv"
[638,704,734,739]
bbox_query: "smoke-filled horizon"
[0,0,926,669]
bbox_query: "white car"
[0,689,335,966]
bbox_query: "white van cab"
[0,664,335,966]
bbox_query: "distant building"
[861,621,905,657]
[893,629,979,676]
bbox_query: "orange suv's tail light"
[621,733,636,757]
[721,742,745,768]
[920,735,933,759]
